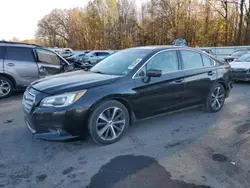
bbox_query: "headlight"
[40,90,86,107]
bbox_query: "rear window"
[180,50,203,69]
[5,47,35,62]
[97,52,110,56]
[202,55,214,67]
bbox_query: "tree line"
[35,0,250,50]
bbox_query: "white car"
[230,54,250,81]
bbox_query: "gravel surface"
[0,83,250,188]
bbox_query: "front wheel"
[88,100,129,145]
[205,83,226,113]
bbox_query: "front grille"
[22,90,35,113]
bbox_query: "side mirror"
[146,69,162,77]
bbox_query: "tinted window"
[5,47,35,62]
[181,50,203,69]
[36,49,61,65]
[202,55,214,67]
[147,50,179,73]
[97,52,110,56]
[0,47,4,59]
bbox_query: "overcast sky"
[0,0,144,41]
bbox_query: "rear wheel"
[205,83,226,113]
[88,100,129,145]
[0,76,14,99]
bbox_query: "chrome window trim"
[132,49,181,79]
[132,48,218,79]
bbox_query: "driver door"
[35,48,64,77]
[133,50,185,118]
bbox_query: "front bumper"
[24,107,89,141]
[23,87,90,141]
[232,71,250,81]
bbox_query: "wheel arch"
[86,95,136,126]
[216,80,226,90]
[0,73,16,89]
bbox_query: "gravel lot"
[1,83,250,188]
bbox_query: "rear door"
[35,48,64,77]
[4,47,39,88]
[133,50,185,118]
[179,50,217,104]
[0,46,5,72]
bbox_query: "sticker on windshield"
[128,58,142,69]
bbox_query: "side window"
[147,50,179,73]
[181,50,203,69]
[36,49,61,65]
[5,47,35,62]
[202,55,214,67]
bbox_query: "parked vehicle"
[0,41,73,99]
[23,46,232,145]
[172,38,188,46]
[224,49,250,63]
[65,51,91,63]
[49,48,74,58]
[230,54,250,81]
[74,50,114,69]
[59,48,74,58]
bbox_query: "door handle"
[207,71,214,76]
[6,62,15,67]
[175,78,184,83]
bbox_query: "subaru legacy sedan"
[23,46,232,145]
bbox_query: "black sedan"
[22,46,232,145]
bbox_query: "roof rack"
[0,41,42,47]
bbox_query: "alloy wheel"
[96,107,126,141]
[0,79,11,97]
[210,86,225,110]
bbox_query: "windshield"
[234,54,250,62]
[231,50,250,56]
[90,49,152,75]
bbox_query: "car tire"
[0,76,14,99]
[88,100,129,145]
[205,83,226,113]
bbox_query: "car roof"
[89,50,114,53]
[0,41,40,48]
[128,45,200,52]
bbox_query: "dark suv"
[0,41,71,98]
[23,46,232,145]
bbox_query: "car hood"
[230,62,250,70]
[225,56,239,59]
[31,70,120,95]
